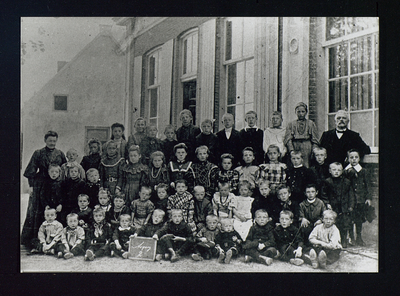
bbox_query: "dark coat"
[239,128,265,165]
[136,220,165,237]
[286,166,316,204]
[319,129,371,165]
[155,220,194,241]
[273,224,303,249]
[176,124,201,161]
[343,167,370,204]
[194,199,214,224]
[215,129,242,166]
[251,192,280,223]
[321,176,355,215]
[195,133,218,164]
[243,221,276,250]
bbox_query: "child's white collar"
[307,198,316,204]
[345,163,362,172]
[79,206,88,211]
[293,164,303,168]
[244,125,259,131]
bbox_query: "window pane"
[350,36,372,75]
[350,112,373,147]
[187,36,193,73]
[375,73,379,108]
[227,64,236,105]
[350,74,372,111]
[235,104,245,130]
[149,55,156,86]
[236,61,245,105]
[243,17,255,57]
[192,33,198,73]
[183,39,188,74]
[328,114,336,130]
[374,111,378,147]
[326,17,345,41]
[329,43,348,78]
[329,79,348,113]
[244,59,254,104]
[231,18,243,60]
[225,21,232,60]
[150,88,158,118]
[375,34,379,70]
[54,96,67,111]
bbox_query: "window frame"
[146,47,162,128]
[323,17,379,151]
[180,28,199,82]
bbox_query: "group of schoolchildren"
[28,103,373,270]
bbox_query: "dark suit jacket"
[239,128,264,165]
[319,129,371,165]
[215,129,242,166]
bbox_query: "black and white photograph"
[20,17,379,273]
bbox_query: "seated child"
[110,214,136,259]
[215,218,242,264]
[344,149,372,246]
[235,147,259,190]
[275,186,300,227]
[72,194,92,230]
[167,179,195,230]
[299,184,326,246]
[304,210,342,269]
[242,209,277,265]
[61,148,86,181]
[232,181,254,241]
[95,189,112,213]
[211,153,240,195]
[195,119,218,164]
[154,209,195,262]
[212,182,235,219]
[168,143,195,192]
[286,151,316,204]
[40,164,63,213]
[258,144,287,197]
[191,146,218,199]
[106,192,131,230]
[132,209,166,261]
[273,210,304,265]
[251,180,279,223]
[191,214,220,261]
[309,147,330,192]
[83,168,101,205]
[30,208,63,255]
[131,185,155,229]
[161,124,178,164]
[321,162,355,248]
[57,213,85,259]
[140,125,163,165]
[193,186,213,232]
[80,138,102,173]
[85,207,112,261]
[154,183,169,215]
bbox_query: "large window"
[324,17,379,149]
[224,17,256,130]
[147,48,161,127]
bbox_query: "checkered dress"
[167,191,195,222]
[258,162,287,187]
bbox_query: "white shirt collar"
[345,163,362,172]
[293,164,303,168]
[225,127,232,133]
[79,206,88,211]
[307,198,316,204]
[245,125,259,131]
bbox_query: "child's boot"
[318,250,327,269]
[259,255,273,266]
[224,249,233,264]
[309,249,318,269]
[191,253,203,261]
[356,224,366,246]
[218,251,225,263]
[85,249,95,261]
[290,258,304,266]
[64,252,74,259]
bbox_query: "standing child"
[110,214,136,259]
[242,209,277,266]
[299,184,326,247]
[167,179,195,231]
[80,138,102,173]
[99,140,125,196]
[106,192,131,230]
[215,113,241,167]
[273,210,304,265]
[275,186,300,227]
[321,162,355,248]
[140,125,163,165]
[176,109,201,161]
[161,125,178,164]
[57,213,85,259]
[251,180,279,223]
[235,147,259,190]
[154,209,195,262]
[109,123,127,160]
[193,186,214,232]
[215,218,242,264]
[192,146,218,199]
[305,210,342,269]
[83,168,101,205]
[239,111,264,165]
[72,194,92,231]
[310,147,330,192]
[284,102,319,168]
[148,151,170,203]
[263,111,287,163]
[154,183,169,215]
[85,207,112,261]
[95,189,112,213]
[344,149,371,246]
[212,182,235,219]
[126,117,147,159]
[131,185,155,229]
[168,143,195,192]
[61,148,86,181]
[40,164,63,214]
[286,151,316,204]
[116,145,149,204]
[195,119,218,164]
[30,208,63,255]
[211,153,240,195]
[232,181,254,241]
[191,214,220,261]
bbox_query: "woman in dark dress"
[21,131,67,247]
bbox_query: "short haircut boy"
[291,150,303,158]
[323,209,337,220]
[77,194,89,202]
[195,145,209,155]
[201,119,213,126]
[329,162,343,169]
[164,124,176,133]
[245,111,258,119]
[242,147,254,155]
[255,209,269,218]
[218,182,230,189]
[206,214,218,223]
[194,185,205,193]
[86,168,99,177]
[93,207,106,217]
[313,147,327,156]
[280,210,294,220]
[171,209,183,216]
[175,179,188,187]
[272,111,282,118]
[305,184,317,191]
[153,209,166,217]
[277,185,291,194]
[221,113,234,121]
[44,208,57,215]
[119,214,131,221]
[66,213,79,220]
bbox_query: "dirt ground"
[20,194,378,273]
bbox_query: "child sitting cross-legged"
[30,208,63,255]
[57,213,85,259]
[153,209,195,262]
[303,210,342,269]
[273,210,304,266]
[109,214,136,259]
[191,214,220,261]
[193,185,214,232]
[242,209,277,266]
[214,218,242,264]
[132,209,166,261]
[84,207,112,261]
[232,180,254,242]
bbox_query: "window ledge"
[363,153,378,164]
